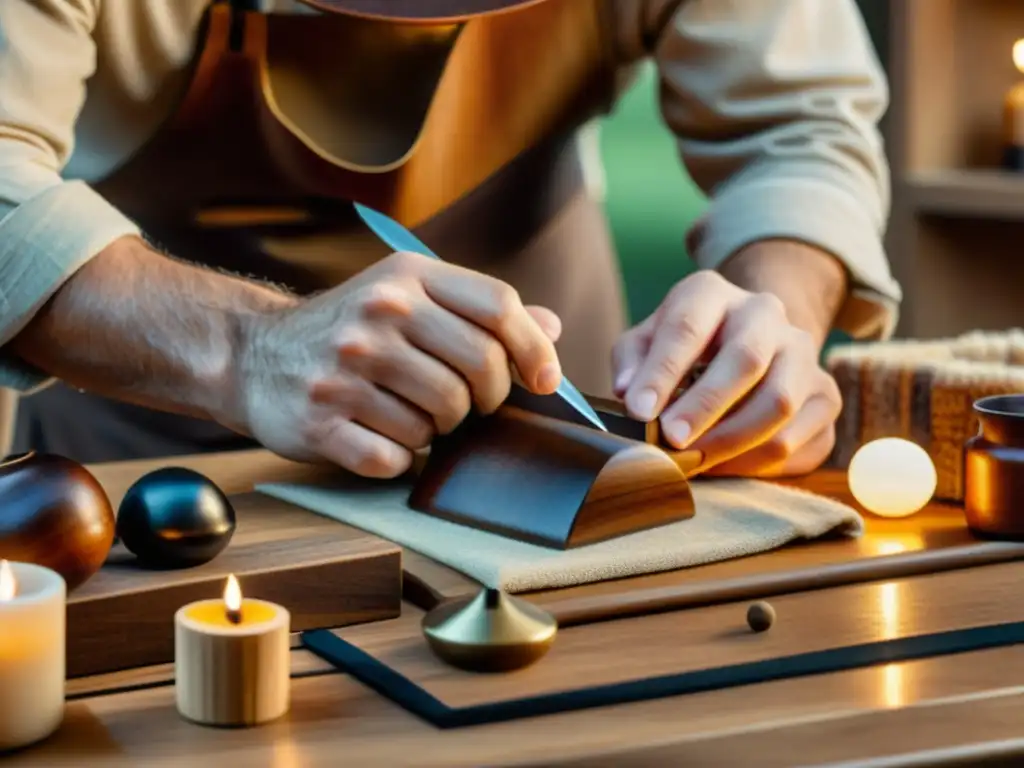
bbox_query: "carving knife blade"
[354,202,608,432]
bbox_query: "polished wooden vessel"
[965,394,1024,538]
[0,452,115,590]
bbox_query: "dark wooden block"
[408,404,695,550]
[66,493,402,678]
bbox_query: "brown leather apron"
[13,0,628,463]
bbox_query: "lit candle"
[174,574,290,727]
[1003,39,1024,171]
[0,560,66,752]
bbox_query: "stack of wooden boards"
[826,328,1024,501]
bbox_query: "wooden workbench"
[7,450,1024,767]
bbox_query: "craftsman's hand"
[235,251,562,478]
[611,269,841,477]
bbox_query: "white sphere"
[847,438,937,518]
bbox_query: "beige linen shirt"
[0,0,901,392]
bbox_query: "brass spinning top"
[421,588,558,672]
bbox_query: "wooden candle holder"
[175,598,290,727]
[408,397,697,550]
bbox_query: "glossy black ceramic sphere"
[116,467,236,569]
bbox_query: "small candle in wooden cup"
[174,574,290,727]
[0,560,66,752]
[1003,39,1024,171]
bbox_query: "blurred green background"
[598,64,704,324]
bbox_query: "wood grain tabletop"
[4,450,1019,766]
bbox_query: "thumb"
[525,305,562,342]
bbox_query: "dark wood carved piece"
[409,403,696,550]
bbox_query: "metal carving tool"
[355,202,608,432]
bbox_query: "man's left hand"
[611,269,842,478]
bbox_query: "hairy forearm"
[7,235,295,428]
[718,239,849,348]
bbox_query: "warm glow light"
[1014,39,1024,74]
[882,664,904,708]
[874,541,907,557]
[848,438,937,518]
[879,582,906,708]
[223,574,242,612]
[0,560,14,602]
[880,582,900,639]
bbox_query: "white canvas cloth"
[257,476,864,593]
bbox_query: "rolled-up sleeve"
[614,0,902,340]
[0,0,140,391]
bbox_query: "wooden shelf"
[907,169,1024,220]
[883,0,1024,338]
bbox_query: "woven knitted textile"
[826,329,1024,501]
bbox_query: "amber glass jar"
[965,394,1024,538]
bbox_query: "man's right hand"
[233,251,564,478]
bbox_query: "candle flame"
[223,574,242,612]
[0,560,15,602]
[1014,39,1024,74]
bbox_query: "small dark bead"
[747,601,776,632]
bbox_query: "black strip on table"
[301,620,1024,729]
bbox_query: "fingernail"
[542,315,562,341]
[663,420,691,448]
[614,367,636,394]
[537,363,562,393]
[630,388,659,421]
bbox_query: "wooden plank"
[328,560,1024,711]
[528,690,1024,767]
[21,660,1024,767]
[67,492,402,678]
[533,529,1022,626]
[14,585,1024,765]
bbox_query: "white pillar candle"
[174,574,290,727]
[0,560,66,752]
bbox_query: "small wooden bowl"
[0,452,116,590]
